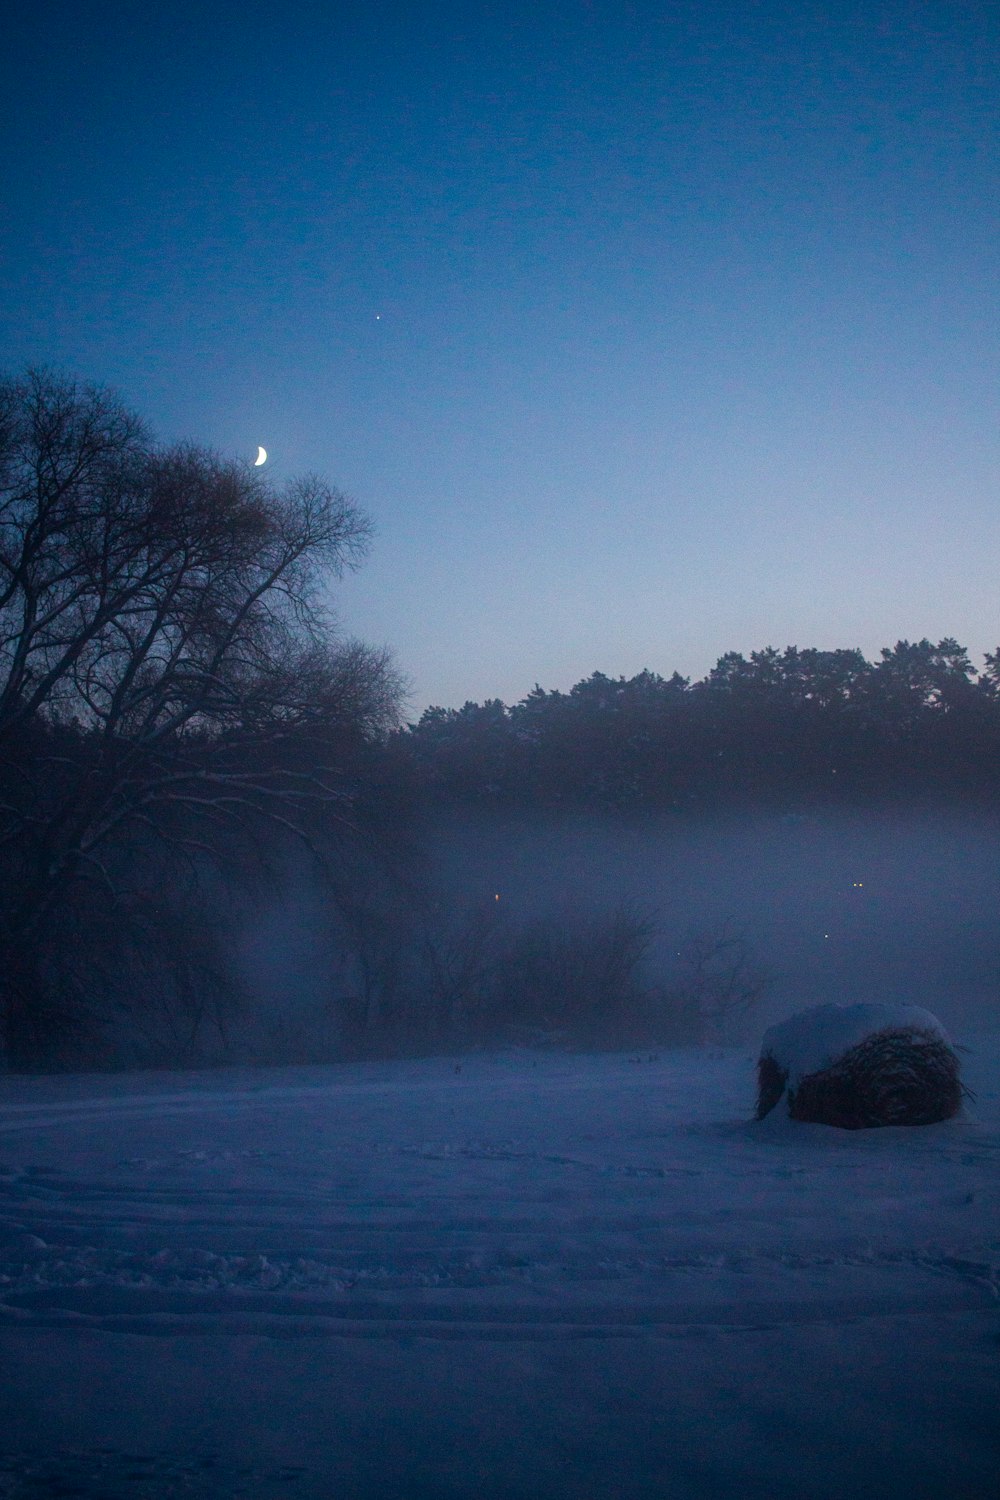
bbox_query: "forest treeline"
[401,644,1000,809]
[1,369,996,1070]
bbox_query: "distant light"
[495,893,500,901]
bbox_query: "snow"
[1,1040,998,1498]
[759,1002,954,1089]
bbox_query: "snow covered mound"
[756,1003,963,1128]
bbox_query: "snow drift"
[0,1040,997,1496]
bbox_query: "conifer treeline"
[401,640,1000,807]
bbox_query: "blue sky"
[2,0,997,713]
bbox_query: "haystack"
[756,1002,963,1128]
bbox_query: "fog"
[239,804,999,1057]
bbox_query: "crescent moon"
[254,446,267,467]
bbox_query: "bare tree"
[499,904,657,1038]
[0,369,402,1066]
[660,926,773,1043]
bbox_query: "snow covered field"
[1,1039,998,1498]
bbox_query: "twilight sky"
[2,0,997,714]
